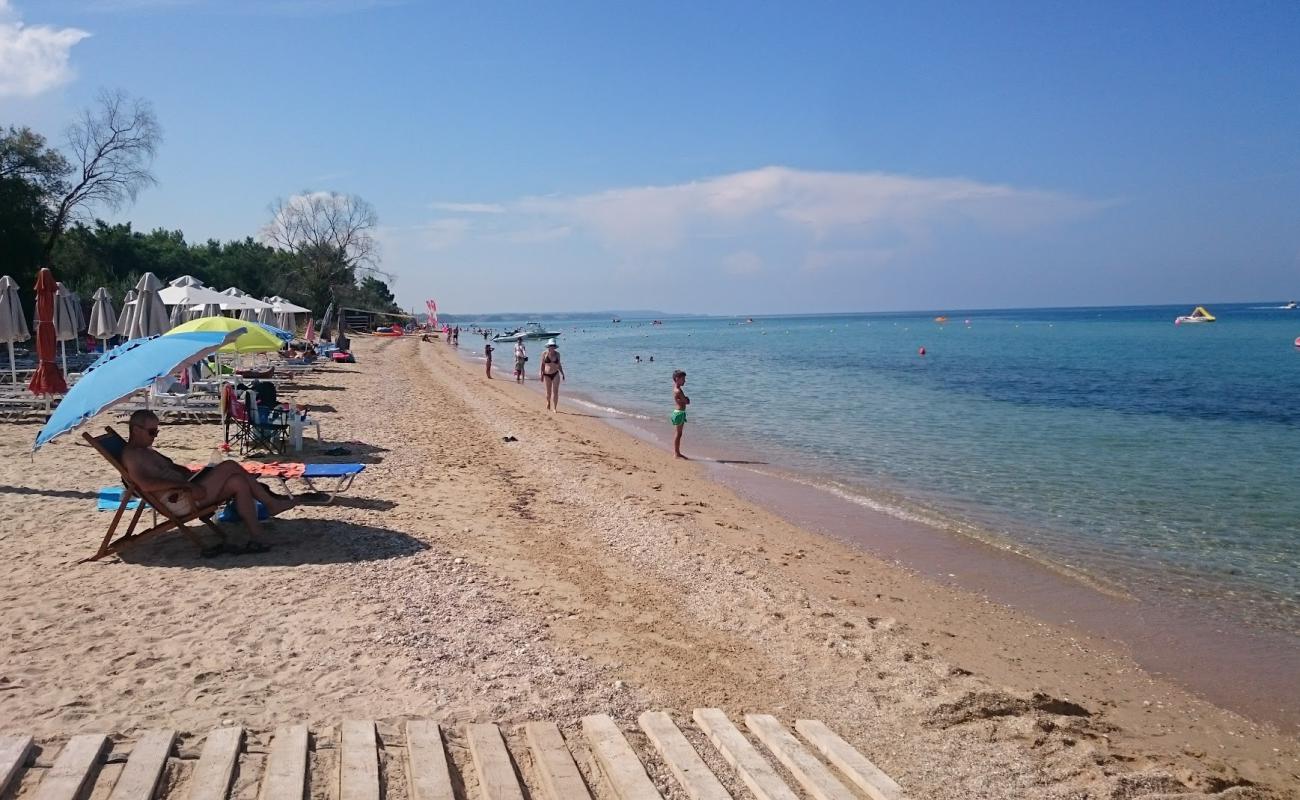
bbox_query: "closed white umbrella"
[87,287,117,352]
[115,288,138,337]
[73,291,86,333]
[169,302,188,328]
[127,272,170,338]
[257,297,276,326]
[54,282,79,374]
[0,275,30,383]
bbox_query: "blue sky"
[2,0,1297,314]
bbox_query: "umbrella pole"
[60,341,67,376]
[7,341,14,385]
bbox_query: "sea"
[458,303,1300,715]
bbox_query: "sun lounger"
[82,426,225,561]
[241,461,365,504]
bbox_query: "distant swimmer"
[671,369,690,459]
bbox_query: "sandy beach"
[1,335,1297,798]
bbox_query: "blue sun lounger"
[274,462,367,504]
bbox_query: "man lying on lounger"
[121,409,294,556]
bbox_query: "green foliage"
[345,275,400,313]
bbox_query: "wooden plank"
[794,720,905,800]
[108,729,175,800]
[187,726,243,800]
[33,734,108,800]
[638,712,731,800]
[465,723,524,800]
[258,725,308,800]
[580,715,662,800]
[692,709,797,800]
[744,715,855,800]
[0,735,33,796]
[339,721,379,800]
[404,721,455,800]
[524,722,592,800]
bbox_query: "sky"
[1,0,1297,315]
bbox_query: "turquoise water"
[476,305,1300,636]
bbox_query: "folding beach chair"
[82,426,225,561]
[222,385,288,456]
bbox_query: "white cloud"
[0,2,90,97]
[494,166,1098,253]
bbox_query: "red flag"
[29,267,67,396]
[425,299,439,328]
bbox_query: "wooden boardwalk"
[0,710,905,799]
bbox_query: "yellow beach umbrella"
[165,316,283,353]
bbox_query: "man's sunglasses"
[131,423,160,437]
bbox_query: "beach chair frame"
[221,387,288,456]
[82,426,225,561]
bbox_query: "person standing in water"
[484,341,494,378]
[514,339,527,383]
[540,338,565,412]
[671,369,690,459]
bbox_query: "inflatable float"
[1175,306,1215,325]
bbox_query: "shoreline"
[454,339,1300,731]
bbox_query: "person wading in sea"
[540,338,565,412]
[671,369,690,459]
[514,339,527,383]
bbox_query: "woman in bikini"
[539,338,565,412]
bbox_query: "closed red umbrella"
[304,316,316,343]
[28,268,67,396]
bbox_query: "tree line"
[1,89,400,319]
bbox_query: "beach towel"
[186,461,307,479]
[98,486,141,512]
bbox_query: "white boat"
[492,322,561,342]
[1284,300,1297,310]
[1174,306,1216,325]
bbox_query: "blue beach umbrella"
[33,329,241,450]
[253,321,294,342]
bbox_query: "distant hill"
[430,310,702,323]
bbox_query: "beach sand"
[1,335,1296,798]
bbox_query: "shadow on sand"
[0,484,100,500]
[116,518,427,569]
[242,440,391,465]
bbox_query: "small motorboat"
[492,322,561,343]
[1175,306,1216,325]
[1284,300,1298,310]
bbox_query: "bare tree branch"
[42,89,162,260]
[259,190,381,307]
